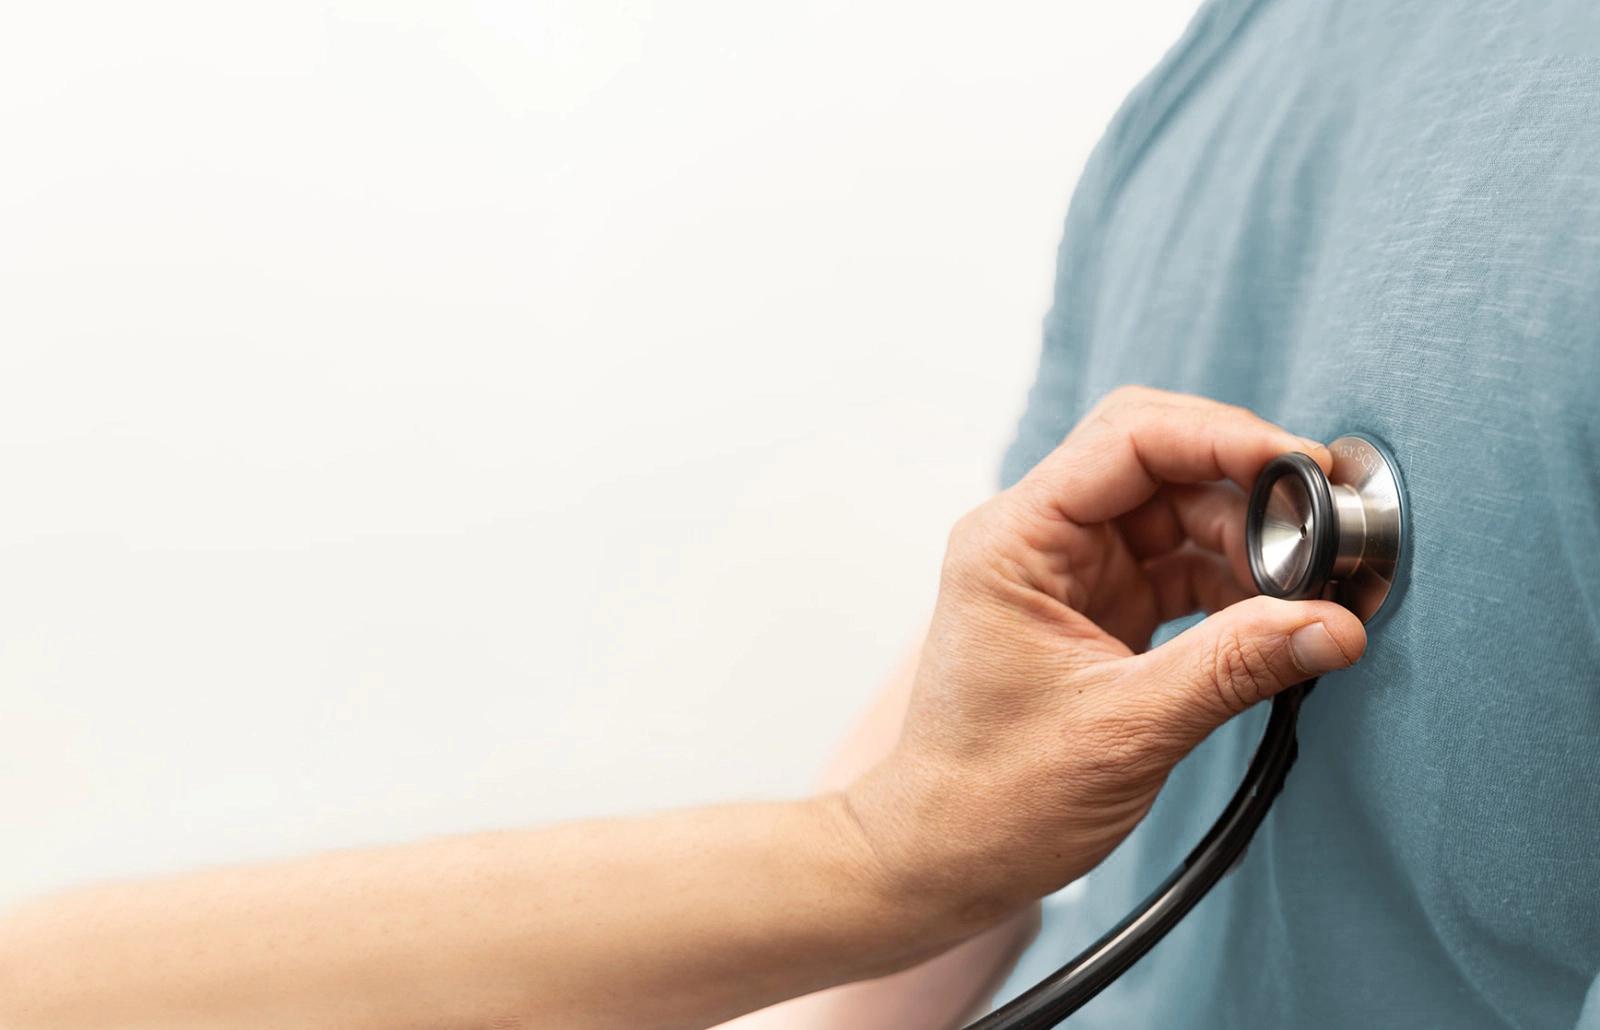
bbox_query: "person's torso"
[994,2,1600,1026]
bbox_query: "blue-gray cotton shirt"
[990,1,1600,1026]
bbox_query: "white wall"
[0,1,1197,905]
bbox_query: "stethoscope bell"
[1245,435,1407,624]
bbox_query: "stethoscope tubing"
[963,681,1312,1029]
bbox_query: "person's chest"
[1008,4,1600,1022]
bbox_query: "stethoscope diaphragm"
[1246,434,1406,624]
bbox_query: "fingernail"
[1290,623,1351,675]
[1297,436,1329,457]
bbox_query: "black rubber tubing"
[962,682,1313,1029]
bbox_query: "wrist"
[824,767,1021,956]
[795,790,973,976]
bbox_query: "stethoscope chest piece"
[1245,434,1406,623]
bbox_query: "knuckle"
[1077,397,1138,450]
[1109,383,1156,405]
[1225,400,1259,422]
[1097,384,1149,417]
[944,502,998,570]
[1207,396,1253,421]
[943,514,978,567]
[1079,407,1123,448]
[946,506,979,546]
[1211,631,1278,713]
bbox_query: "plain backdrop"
[0,1,1197,906]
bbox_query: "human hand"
[841,387,1367,940]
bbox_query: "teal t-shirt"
[991,1,1600,1026]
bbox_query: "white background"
[0,1,1195,905]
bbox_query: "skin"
[0,387,1366,1030]
[715,647,1043,1030]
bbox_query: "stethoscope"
[967,434,1408,1029]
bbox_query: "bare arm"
[0,796,952,1030]
[718,646,1040,1030]
[0,389,1367,1030]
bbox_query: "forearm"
[0,798,950,1030]
[721,642,1040,1030]
[724,909,1039,1030]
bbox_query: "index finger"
[1020,386,1331,525]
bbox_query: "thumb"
[1125,595,1367,748]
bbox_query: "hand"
[841,387,1367,939]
